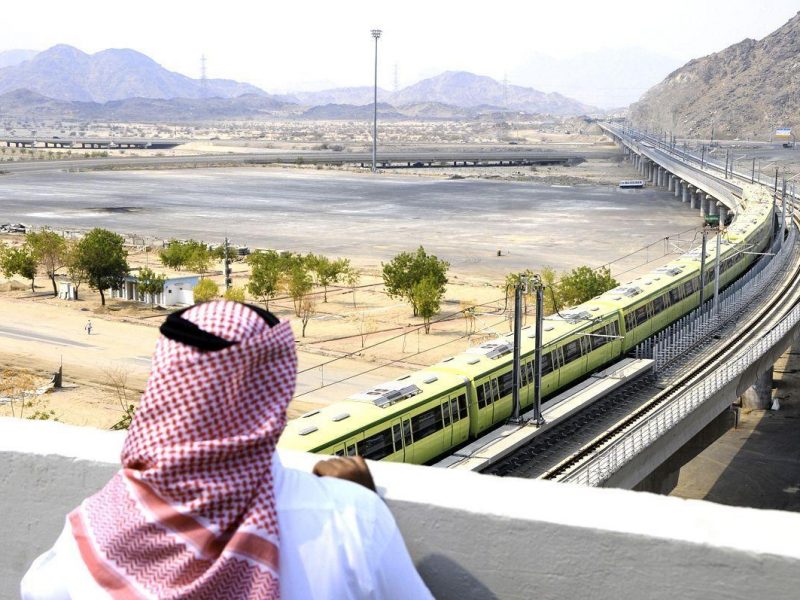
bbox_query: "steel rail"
[539,126,800,483]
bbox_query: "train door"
[441,398,454,449]
[390,420,404,462]
[400,417,414,463]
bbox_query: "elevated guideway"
[460,124,800,490]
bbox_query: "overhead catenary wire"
[294,316,509,398]
[297,294,509,374]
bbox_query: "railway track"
[488,126,800,482]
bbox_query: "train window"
[450,398,460,422]
[335,448,345,457]
[442,401,452,427]
[492,379,501,402]
[411,406,444,441]
[669,287,682,304]
[498,371,514,398]
[607,321,619,338]
[624,311,637,331]
[683,281,693,296]
[563,339,581,364]
[596,325,612,350]
[477,383,486,408]
[634,304,648,324]
[526,360,535,382]
[393,424,402,449]
[402,420,412,447]
[346,444,357,457]
[520,361,529,386]
[541,352,553,375]
[357,429,395,460]
[458,395,468,419]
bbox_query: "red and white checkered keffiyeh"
[68,301,297,599]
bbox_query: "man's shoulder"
[278,463,388,519]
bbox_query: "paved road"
[0,325,94,348]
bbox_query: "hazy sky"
[3,0,798,95]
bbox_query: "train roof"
[279,368,467,452]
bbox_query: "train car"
[279,184,775,464]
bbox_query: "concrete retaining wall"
[2,418,800,599]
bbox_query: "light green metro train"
[278,184,775,464]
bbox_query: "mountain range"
[0,45,264,102]
[0,45,597,120]
[630,11,800,138]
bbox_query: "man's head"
[120,301,297,526]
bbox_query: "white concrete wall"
[2,418,799,599]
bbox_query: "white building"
[110,273,199,307]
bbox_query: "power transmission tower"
[200,54,208,99]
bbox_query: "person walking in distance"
[84,320,92,336]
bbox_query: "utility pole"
[751,157,756,183]
[725,148,730,178]
[223,236,231,290]
[713,228,721,317]
[511,275,524,422]
[781,179,787,249]
[699,229,708,309]
[200,54,208,99]
[532,276,544,425]
[700,145,706,169]
[371,29,382,174]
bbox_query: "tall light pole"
[371,28,382,173]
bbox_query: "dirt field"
[0,150,703,430]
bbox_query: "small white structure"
[57,280,77,300]
[110,273,199,307]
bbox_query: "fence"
[636,224,797,373]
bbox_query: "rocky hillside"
[0,89,288,121]
[387,71,595,115]
[0,45,266,102]
[630,12,800,138]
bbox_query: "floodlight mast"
[371,29,382,173]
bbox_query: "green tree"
[193,278,219,302]
[158,240,213,274]
[74,228,129,306]
[26,228,67,296]
[558,266,618,308]
[343,265,361,308]
[299,293,316,337]
[382,246,449,316]
[136,267,167,305]
[247,250,283,310]
[65,240,88,300]
[185,243,212,276]
[224,286,246,302]
[158,240,187,270]
[284,263,313,317]
[411,276,443,334]
[0,244,37,292]
[540,266,559,315]
[307,254,349,302]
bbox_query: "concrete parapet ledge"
[2,417,800,599]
